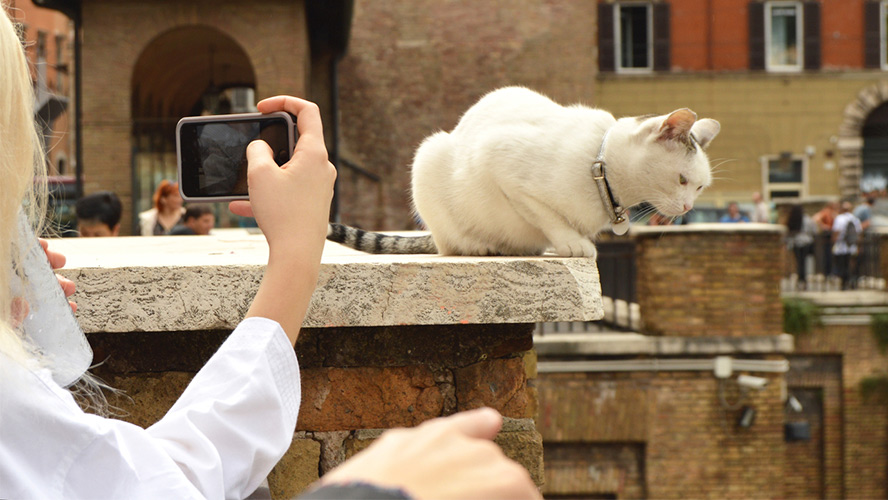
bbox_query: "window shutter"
[864,1,881,68]
[803,1,821,70]
[598,3,615,72]
[748,2,765,70]
[653,3,671,72]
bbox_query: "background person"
[785,204,816,289]
[719,202,749,223]
[812,200,838,278]
[138,180,185,236]
[832,201,863,290]
[75,190,122,237]
[751,191,770,223]
[170,205,216,235]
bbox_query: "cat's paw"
[554,239,597,258]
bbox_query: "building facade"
[5,1,75,176]
[597,0,888,210]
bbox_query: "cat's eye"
[679,174,688,185]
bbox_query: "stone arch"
[132,25,256,120]
[130,25,256,215]
[838,81,888,200]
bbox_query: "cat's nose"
[683,203,692,213]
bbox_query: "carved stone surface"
[53,232,604,333]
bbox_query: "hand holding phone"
[176,111,296,202]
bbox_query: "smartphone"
[176,111,296,202]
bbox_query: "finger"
[40,239,66,270]
[228,200,254,218]
[247,139,274,166]
[56,274,76,298]
[431,407,503,441]
[69,300,78,314]
[257,96,326,155]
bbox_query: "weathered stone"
[267,438,321,500]
[455,357,530,418]
[54,235,603,334]
[101,372,193,428]
[494,429,545,487]
[299,323,534,369]
[298,366,444,431]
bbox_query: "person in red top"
[812,201,838,277]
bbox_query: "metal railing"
[792,231,884,291]
[536,238,638,335]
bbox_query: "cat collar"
[592,126,630,235]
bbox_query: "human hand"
[40,238,77,313]
[229,96,336,254]
[11,239,76,328]
[317,408,541,500]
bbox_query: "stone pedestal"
[54,232,602,497]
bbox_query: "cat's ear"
[691,118,720,149]
[658,109,697,143]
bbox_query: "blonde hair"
[1,5,117,415]
[0,3,48,363]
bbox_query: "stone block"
[298,366,444,431]
[267,438,321,500]
[455,357,531,418]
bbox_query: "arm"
[9,97,335,500]
[230,96,336,346]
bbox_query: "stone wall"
[89,324,542,498]
[633,224,785,337]
[55,236,603,498]
[536,369,787,499]
[791,320,888,499]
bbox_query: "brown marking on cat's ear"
[658,109,697,144]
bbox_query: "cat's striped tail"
[326,223,437,254]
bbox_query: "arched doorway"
[130,25,256,228]
[838,81,888,200]
[862,102,888,194]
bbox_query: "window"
[766,2,802,71]
[881,2,888,69]
[762,153,807,199]
[616,3,652,72]
[749,1,820,71]
[598,2,670,73]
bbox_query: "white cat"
[327,86,720,258]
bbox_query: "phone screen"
[178,115,293,199]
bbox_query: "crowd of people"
[73,181,216,238]
[642,190,878,291]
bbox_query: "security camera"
[737,374,768,390]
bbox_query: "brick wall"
[336,0,597,230]
[86,323,542,498]
[536,370,787,499]
[633,225,785,337]
[792,322,888,499]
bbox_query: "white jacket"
[0,317,300,499]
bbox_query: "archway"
[862,102,888,194]
[838,81,888,200]
[130,25,256,223]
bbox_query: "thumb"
[433,407,503,440]
[246,139,274,166]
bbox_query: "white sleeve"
[0,316,300,500]
[145,317,301,498]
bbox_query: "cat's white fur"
[411,86,720,257]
